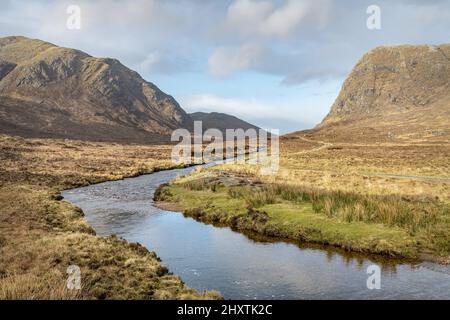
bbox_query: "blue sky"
[1,0,449,133]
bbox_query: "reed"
[226,183,445,231]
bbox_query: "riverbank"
[0,135,221,299]
[154,165,450,261]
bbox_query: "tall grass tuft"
[183,179,207,191]
[0,272,83,300]
[183,178,221,193]
[309,191,442,232]
[226,182,445,232]
[243,189,277,208]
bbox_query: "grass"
[277,136,450,201]
[241,184,444,232]
[179,173,445,232]
[0,271,82,300]
[155,168,450,259]
[0,134,221,300]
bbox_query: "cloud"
[211,0,450,83]
[139,51,194,74]
[226,0,332,38]
[208,42,347,84]
[208,43,265,77]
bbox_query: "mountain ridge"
[0,36,192,142]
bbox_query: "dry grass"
[0,134,221,300]
[0,134,177,189]
[0,272,82,300]
[277,136,450,201]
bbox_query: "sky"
[1,0,449,133]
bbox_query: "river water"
[62,166,450,300]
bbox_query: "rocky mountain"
[189,112,260,135]
[313,44,450,142]
[0,36,192,142]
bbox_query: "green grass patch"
[155,172,450,259]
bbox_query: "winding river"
[62,165,450,300]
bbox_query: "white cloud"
[140,52,161,70]
[208,43,265,77]
[261,0,310,37]
[226,0,274,36]
[226,0,332,38]
[137,50,193,74]
[208,42,346,83]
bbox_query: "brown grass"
[0,134,221,300]
[0,272,82,300]
[221,136,450,202]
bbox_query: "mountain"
[311,44,450,142]
[189,112,260,135]
[0,36,192,142]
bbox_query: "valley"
[1,36,449,300]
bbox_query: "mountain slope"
[311,44,450,142]
[189,112,260,134]
[0,36,192,142]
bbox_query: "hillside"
[0,36,192,142]
[306,44,450,143]
[189,112,260,135]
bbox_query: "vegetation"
[0,134,221,300]
[155,138,450,261]
[240,184,444,232]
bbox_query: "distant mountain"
[0,36,192,142]
[189,112,261,135]
[310,44,450,142]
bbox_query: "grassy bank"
[155,167,450,260]
[0,135,221,300]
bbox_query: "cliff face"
[0,36,192,142]
[316,44,450,142]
